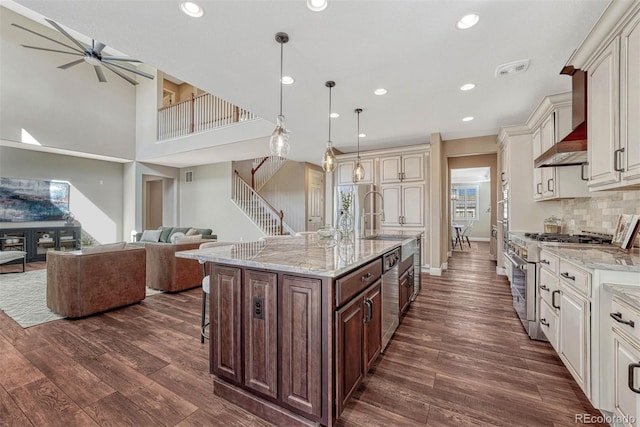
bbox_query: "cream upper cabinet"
[621,12,640,183]
[380,153,423,184]
[532,129,543,199]
[336,158,374,185]
[500,142,509,186]
[581,4,640,190]
[540,114,557,199]
[380,184,424,227]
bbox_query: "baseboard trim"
[469,237,490,242]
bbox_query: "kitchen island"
[176,232,421,426]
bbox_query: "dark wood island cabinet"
[176,232,421,426]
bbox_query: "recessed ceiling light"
[281,76,295,85]
[462,116,474,122]
[307,0,328,12]
[330,112,340,118]
[460,83,476,91]
[456,13,479,29]
[374,88,387,96]
[180,2,204,18]
[358,133,367,138]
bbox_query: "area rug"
[0,269,163,328]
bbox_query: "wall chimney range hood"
[534,68,587,168]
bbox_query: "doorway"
[145,179,163,230]
[307,168,325,231]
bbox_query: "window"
[452,185,478,221]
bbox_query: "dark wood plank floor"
[0,244,605,426]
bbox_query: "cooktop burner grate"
[524,232,613,245]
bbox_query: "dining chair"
[461,222,474,248]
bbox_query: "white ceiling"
[7,0,610,167]
[451,167,491,184]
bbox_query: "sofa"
[46,243,146,318]
[135,226,217,244]
[145,240,209,292]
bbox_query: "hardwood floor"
[0,244,605,426]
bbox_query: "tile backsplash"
[561,190,640,243]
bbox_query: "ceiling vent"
[185,171,193,183]
[495,59,530,78]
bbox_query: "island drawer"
[336,258,382,307]
[611,297,640,342]
[558,260,591,297]
[539,250,559,274]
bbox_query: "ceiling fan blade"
[100,55,142,63]
[102,62,138,85]
[94,66,107,83]
[92,40,106,54]
[58,58,85,69]
[11,23,84,54]
[101,60,154,80]
[44,18,87,52]
[21,45,83,56]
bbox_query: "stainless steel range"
[507,231,613,341]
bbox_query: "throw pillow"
[175,234,202,243]
[169,232,186,243]
[159,227,174,243]
[82,242,126,254]
[185,228,200,236]
[140,229,162,242]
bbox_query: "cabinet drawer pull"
[611,312,635,328]
[581,163,588,181]
[560,272,575,281]
[361,273,374,282]
[540,285,550,292]
[552,290,560,309]
[540,259,550,265]
[501,172,506,182]
[363,299,373,323]
[615,148,626,172]
[536,183,542,195]
[540,318,549,327]
[629,363,640,394]
[547,178,554,192]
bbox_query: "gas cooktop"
[524,232,613,245]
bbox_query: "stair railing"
[251,156,287,190]
[232,171,294,235]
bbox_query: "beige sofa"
[145,240,207,292]
[46,243,146,318]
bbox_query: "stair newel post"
[190,93,195,134]
[279,211,284,235]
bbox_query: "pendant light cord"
[279,41,284,116]
[356,110,360,158]
[328,86,332,142]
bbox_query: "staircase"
[251,156,287,190]
[232,171,295,236]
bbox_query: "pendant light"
[322,81,337,172]
[269,32,290,157]
[353,108,365,182]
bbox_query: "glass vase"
[337,210,354,239]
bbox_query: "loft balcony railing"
[157,93,259,140]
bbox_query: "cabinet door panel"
[613,332,640,425]
[559,285,590,397]
[381,186,401,227]
[280,276,322,417]
[336,295,364,417]
[588,37,621,187]
[211,266,242,383]
[622,14,640,181]
[243,270,277,398]
[401,185,424,226]
[541,114,557,198]
[401,154,423,182]
[380,156,401,183]
[363,281,382,373]
[337,161,355,185]
[532,129,543,200]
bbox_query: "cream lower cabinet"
[559,282,591,398]
[380,184,424,227]
[612,328,640,427]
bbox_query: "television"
[0,177,70,222]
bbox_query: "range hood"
[534,68,587,168]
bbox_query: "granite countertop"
[176,233,417,277]
[539,245,640,273]
[603,283,640,309]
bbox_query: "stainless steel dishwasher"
[381,247,400,351]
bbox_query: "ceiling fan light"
[307,0,328,12]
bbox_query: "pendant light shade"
[269,32,290,157]
[322,81,337,172]
[353,108,365,182]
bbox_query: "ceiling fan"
[12,18,154,85]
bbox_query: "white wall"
[0,7,136,159]
[179,161,264,242]
[259,161,306,232]
[0,146,125,244]
[451,180,491,239]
